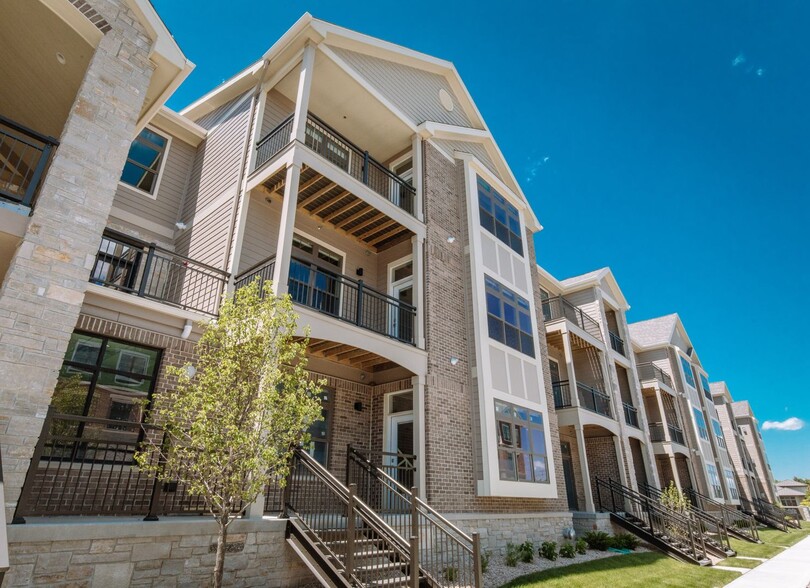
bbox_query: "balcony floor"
[258,165,413,252]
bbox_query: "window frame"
[119,126,172,199]
[477,175,524,256]
[485,275,535,357]
[494,399,549,484]
[306,387,334,468]
[680,355,696,388]
[693,407,709,441]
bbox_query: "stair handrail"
[753,497,797,530]
[595,477,708,563]
[348,445,482,587]
[285,448,417,586]
[682,487,760,542]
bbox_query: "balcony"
[576,382,612,418]
[255,113,415,216]
[0,115,58,208]
[90,230,229,317]
[649,422,666,442]
[609,331,626,356]
[542,296,603,341]
[637,362,674,389]
[623,402,640,428]
[235,255,416,346]
[669,424,686,445]
[552,380,572,409]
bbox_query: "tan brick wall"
[584,435,621,494]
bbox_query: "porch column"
[574,424,595,512]
[668,455,683,490]
[655,389,670,442]
[271,164,301,294]
[412,234,425,349]
[613,435,630,488]
[562,332,580,407]
[290,42,316,144]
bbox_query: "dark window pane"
[486,293,501,317]
[52,369,93,416]
[479,192,493,212]
[67,333,103,366]
[503,303,517,326]
[516,452,532,481]
[488,315,504,343]
[495,222,509,243]
[518,311,532,333]
[498,449,516,481]
[520,333,535,357]
[480,211,495,233]
[494,206,507,224]
[510,233,524,255]
[504,325,519,349]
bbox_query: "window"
[306,388,333,467]
[485,275,534,357]
[495,400,549,484]
[707,465,723,499]
[725,469,739,500]
[477,176,523,256]
[693,407,709,441]
[712,419,726,449]
[120,128,169,195]
[52,333,161,443]
[700,373,712,401]
[680,356,695,387]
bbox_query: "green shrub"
[610,532,641,551]
[559,543,576,558]
[505,543,519,567]
[540,541,558,561]
[480,551,490,574]
[575,538,588,555]
[519,541,535,563]
[583,530,612,551]
[443,567,458,581]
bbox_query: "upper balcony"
[552,379,613,419]
[637,362,674,390]
[609,330,626,356]
[0,116,58,209]
[542,296,603,342]
[89,230,229,317]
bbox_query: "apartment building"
[628,315,739,505]
[731,400,779,504]
[535,266,659,513]
[776,480,809,521]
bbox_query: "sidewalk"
[725,535,810,588]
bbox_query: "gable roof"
[776,480,807,489]
[628,314,680,349]
[559,267,629,310]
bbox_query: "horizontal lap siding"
[260,90,295,137]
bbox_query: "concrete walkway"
[725,536,810,588]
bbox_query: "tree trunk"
[213,514,229,588]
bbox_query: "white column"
[290,43,316,144]
[669,455,683,489]
[412,374,427,495]
[271,164,301,294]
[411,234,425,349]
[613,435,630,488]
[575,424,595,512]
[562,332,579,407]
[654,389,670,442]
[412,134,424,222]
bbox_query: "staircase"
[681,487,760,543]
[595,477,713,565]
[282,448,482,587]
[739,496,799,532]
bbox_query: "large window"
[53,332,161,442]
[707,464,723,499]
[712,419,726,449]
[725,469,739,500]
[680,356,695,387]
[306,388,333,467]
[477,176,523,256]
[693,407,709,441]
[120,128,169,195]
[495,400,549,484]
[700,373,712,401]
[485,275,535,357]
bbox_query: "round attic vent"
[439,88,454,112]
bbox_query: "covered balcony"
[542,296,603,342]
[637,362,674,389]
[0,116,58,208]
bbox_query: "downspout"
[223,58,271,287]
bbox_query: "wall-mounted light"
[450,357,459,366]
[356,267,364,277]
[56,52,66,65]
[264,196,272,205]
[447,236,456,244]
[354,401,364,412]
[181,319,193,339]
[175,222,187,230]
[184,365,197,379]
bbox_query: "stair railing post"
[356,280,364,328]
[596,477,603,510]
[281,451,295,519]
[410,486,419,588]
[688,518,696,558]
[610,479,617,513]
[409,535,419,588]
[346,483,356,579]
[138,244,156,298]
[472,532,483,588]
[345,444,352,487]
[144,430,169,521]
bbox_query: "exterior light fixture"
[184,365,197,379]
[450,357,459,366]
[56,52,66,65]
[447,236,456,243]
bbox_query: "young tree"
[135,280,323,587]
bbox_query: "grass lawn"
[729,521,810,560]
[499,552,740,588]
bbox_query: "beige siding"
[330,47,475,128]
[260,90,295,137]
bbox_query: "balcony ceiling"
[0,0,95,138]
[306,338,399,372]
[275,52,413,163]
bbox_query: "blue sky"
[154,1,810,480]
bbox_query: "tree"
[135,280,323,587]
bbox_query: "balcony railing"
[636,362,674,388]
[623,402,640,428]
[577,382,612,418]
[542,296,603,341]
[552,380,572,409]
[609,331,626,356]
[669,424,686,445]
[0,115,58,208]
[649,422,666,442]
[235,255,416,346]
[255,113,415,216]
[90,230,229,317]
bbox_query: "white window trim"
[118,126,172,201]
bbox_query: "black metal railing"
[637,362,674,388]
[90,230,229,317]
[684,487,760,543]
[255,113,415,216]
[649,422,667,442]
[609,331,626,356]
[577,382,612,418]
[346,446,482,587]
[552,380,572,409]
[623,402,640,428]
[14,411,238,520]
[668,424,686,445]
[0,115,58,208]
[542,296,603,341]
[235,255,416,346]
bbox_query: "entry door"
[390,281,414,342]
[561,441,578,510]
[386,413,415,489]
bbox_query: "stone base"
[4,516,314,587]
[446,511,574,554]
[571,511,623,537]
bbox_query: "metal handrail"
[552,380,572,409]
[668,424,686,445]
[609,331,626,356]
[576,382,612,418]
[623,402,640,428]
[637,362,674,388]
[649,422,667,442]
[542,296,603,341]
[347,446,481,587]
[0,115,59,207]
[684,487,760,542]
[91,230,229,317]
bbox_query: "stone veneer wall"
[449,513,574,554]
[4,518,313,587]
